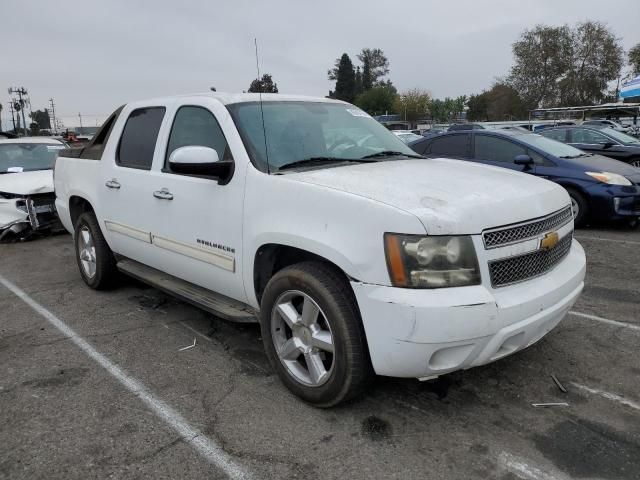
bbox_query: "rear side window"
[475,135,526,163]
[117,107,166,169]
[428,134,471,157]
[165,106,232,170]
[541,129,568,142]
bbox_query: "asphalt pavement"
[1,228,639,479]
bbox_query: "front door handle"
[153,188,174,200]
[105,179,121,189]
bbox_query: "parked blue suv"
[409,130,640,227]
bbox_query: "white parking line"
[569,311,640,332]
[574,235,640,246]
[571,383,640,412]
[497,452,568,480]
[0,274,252,480]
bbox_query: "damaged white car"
[0,137,66,241]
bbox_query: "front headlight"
[384,233,481,288]
[585,171,632,186]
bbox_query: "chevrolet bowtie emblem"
[540,231,559,250]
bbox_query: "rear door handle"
[105,179,121,189]
[153,188,174,200]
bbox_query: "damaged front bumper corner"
[0,194,60,241]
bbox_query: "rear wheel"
[260,261,372,407]
[74,212,118,289]
[567,188,588,228]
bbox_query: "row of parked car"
[406,125,640,227]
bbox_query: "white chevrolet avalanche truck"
[54,93,586,406]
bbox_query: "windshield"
[227,101,418,171]
[516,133,587,158]
[0,143,64,173]
[599,127,640,144]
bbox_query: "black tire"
[566,188,588,228]
[260,261,373,407]
[74,212,119,289]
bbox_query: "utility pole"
[8,101,16,132]
[49,98,57,134]
[8,87,29,136]
[78,112,83,134]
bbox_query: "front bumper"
[584,183,640,221]
[352,241,586,379]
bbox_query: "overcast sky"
[1,0,638,128]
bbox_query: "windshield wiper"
[277,157,374,171]
[559,153,591,159]
[360,150,423,159]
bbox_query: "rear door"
[99,103,171,266]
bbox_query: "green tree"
[248,73,279,93]
[559,21,623,105]
[508,24,573,108]
[629,43,640,76]
[29,109,51,130]
[466,93,489,121]
[357,48,390,85]
[354,66,363,96]
[354,84,398,116]
[485,84,527,120]
[394,89,431,123]
[362,56,373,90]
[333,53,356,102]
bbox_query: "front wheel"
[260,262,372,407]
[567,188,588,228]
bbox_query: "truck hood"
[0,170,54,196]
[289,158,569,234]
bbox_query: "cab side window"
[117,107,166,170]
[165,106,232,172]
[475,135,526,163]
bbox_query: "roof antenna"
[254,38,271,174]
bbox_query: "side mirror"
[514,154,534,166]
[601,141,615,149]
[168,145,233,183]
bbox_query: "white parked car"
[0,137,66,241]
[392,130,423,144]
[54,93,586,406]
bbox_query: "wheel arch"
[69,195,96,229]
[252,243,358,306]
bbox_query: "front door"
[143,98,247,303]
[472,134,529,173]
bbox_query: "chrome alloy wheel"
[271,290,335,387]
[631,159,640,168]
[570,196,580,219]
[78,226,97,278]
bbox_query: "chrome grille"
[489,233,573,287]
[483,207,573,249]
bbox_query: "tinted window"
[571,129,609,144]
[117,107,165,169]
[165,106,232,170]
[475,135,526,162]
[541,129,568,142]
[429,134,471,157]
